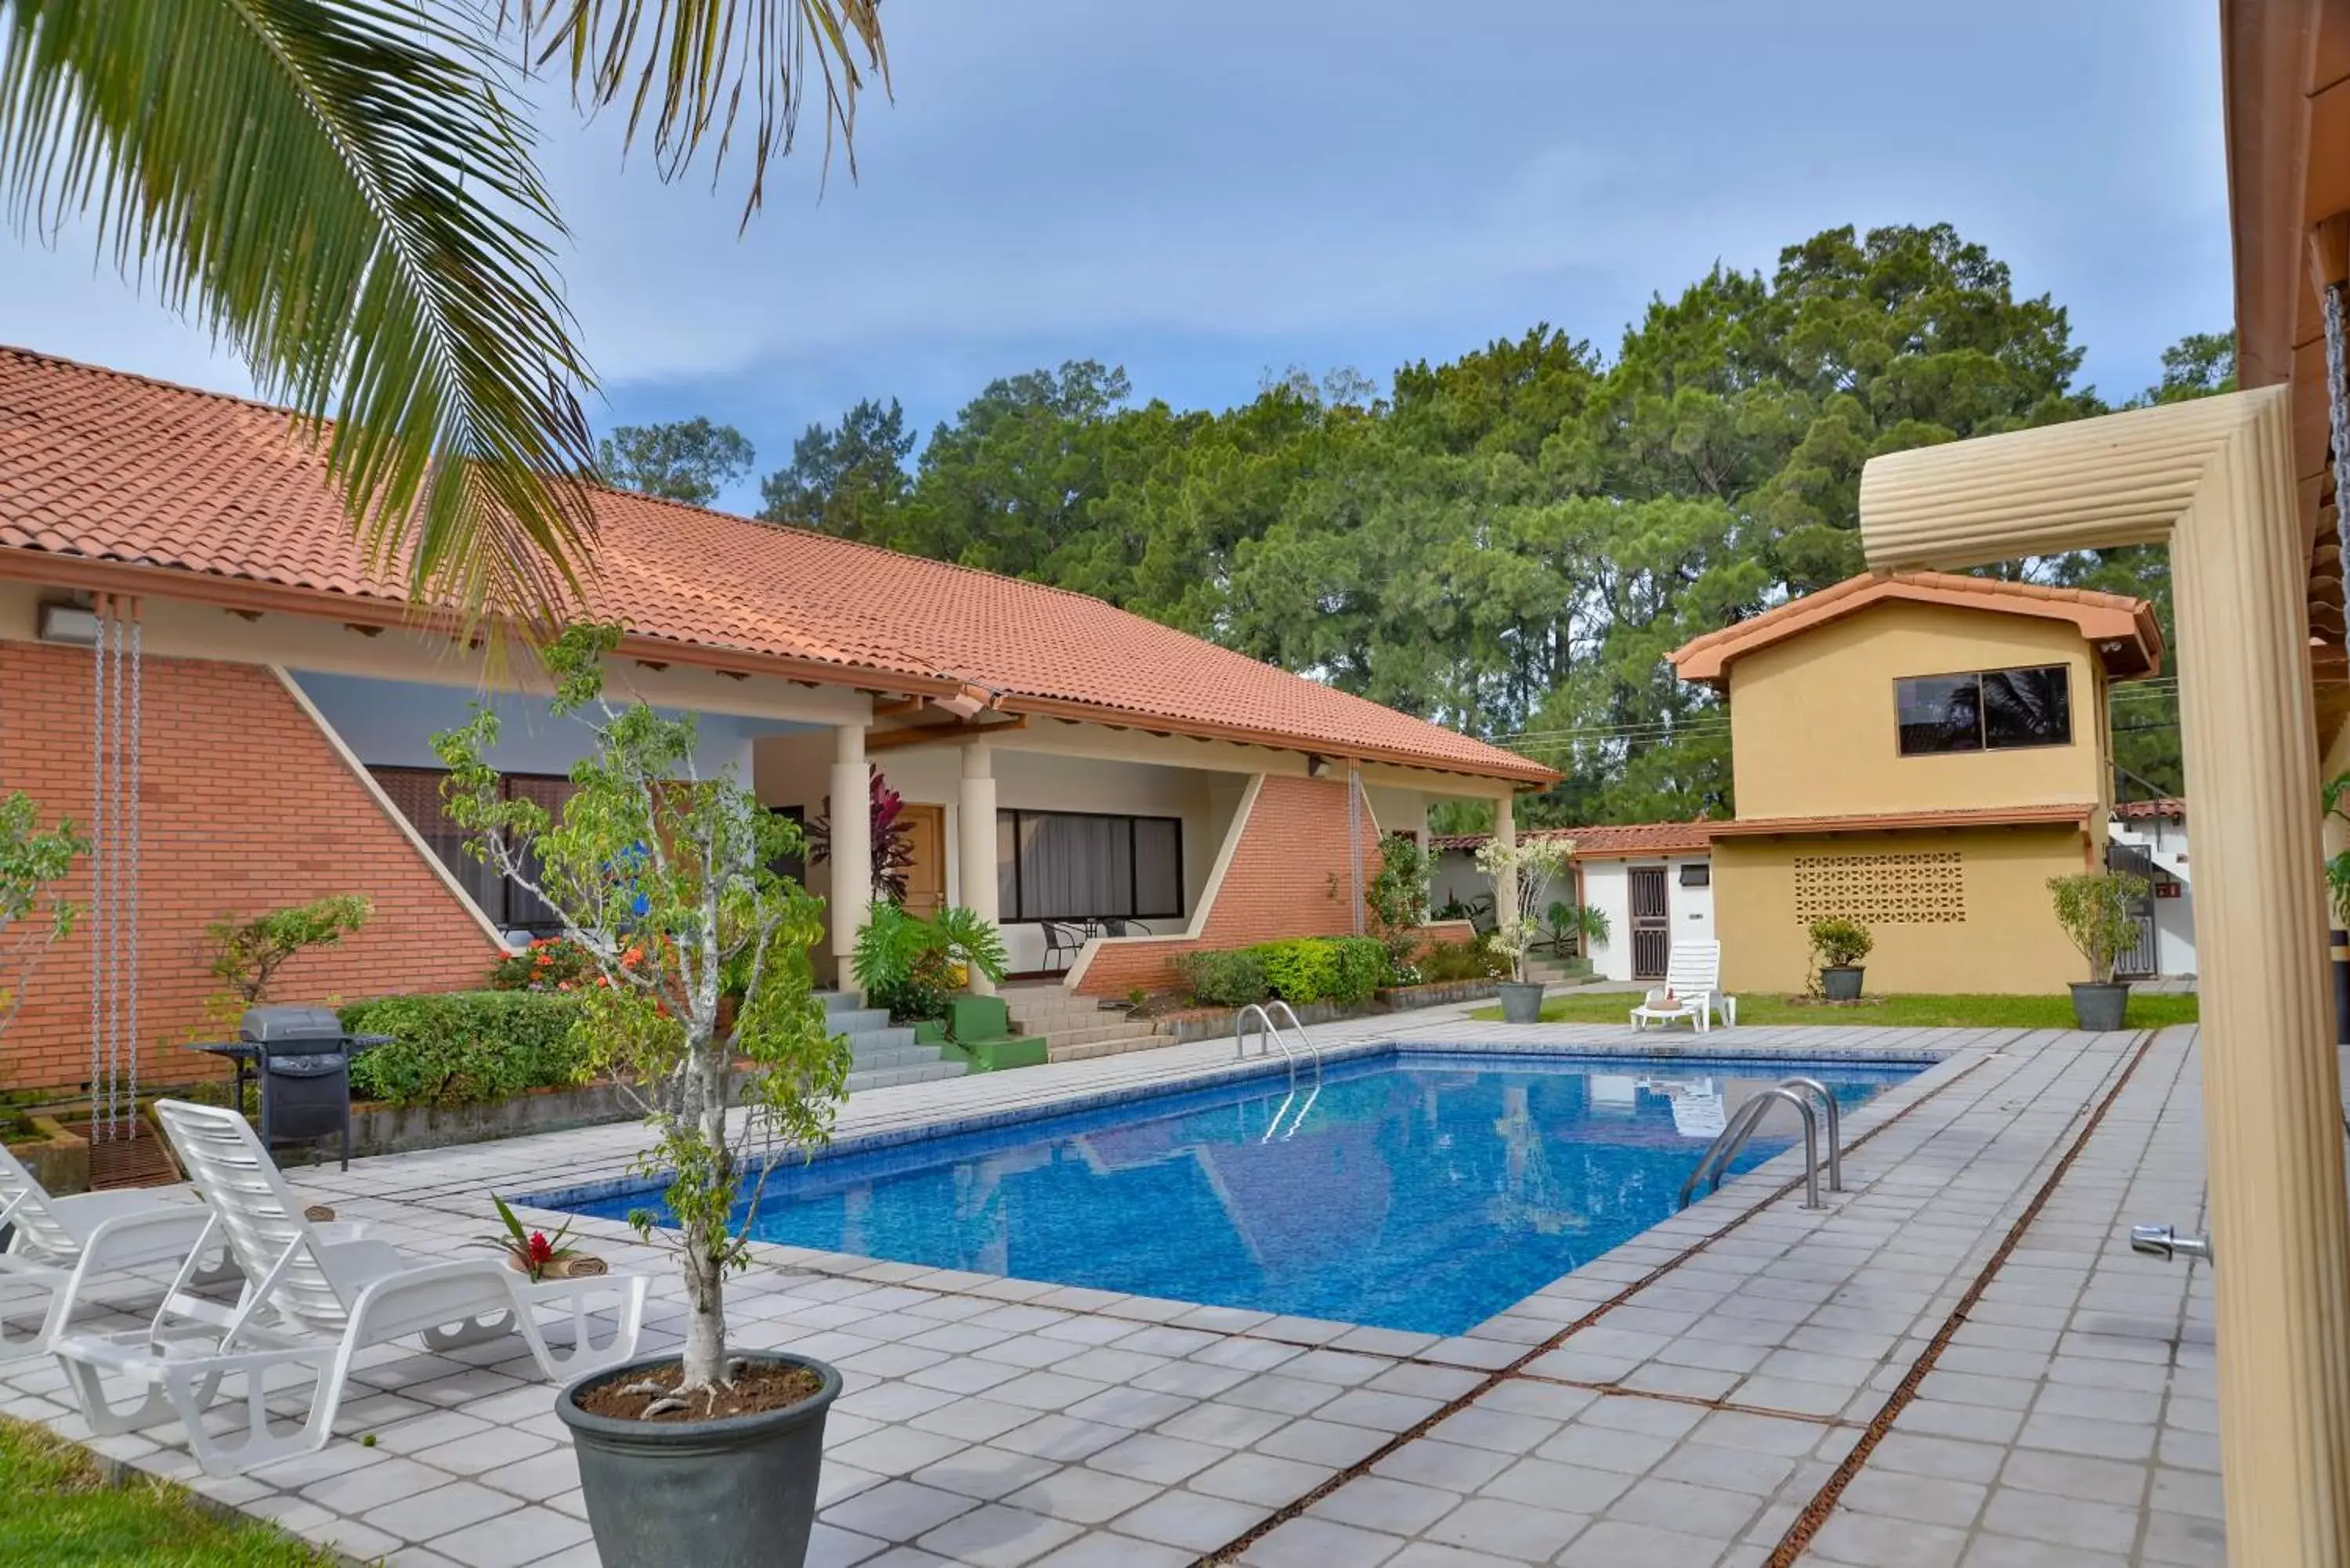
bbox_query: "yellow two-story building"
[1668,570,2164,995]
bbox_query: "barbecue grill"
[189,1006,390,1171]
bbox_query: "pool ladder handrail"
[1235,1002,1324,1140]
[1676,1078,1844,1212]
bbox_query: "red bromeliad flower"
[526,1232,555,1268]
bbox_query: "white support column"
[830,724,871,977]
[960,742,999,997]
[1495,792,1517,935]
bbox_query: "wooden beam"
[873,695,929,719]
[865,716,1029,753]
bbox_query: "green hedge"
[342,991,589,1109]
[1174,934,1392,1010]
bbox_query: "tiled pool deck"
[0,1006,2225,1567]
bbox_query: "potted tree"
[1475,836,1572,1024]
[2048,871,2150,1031]
[1808,917,1873,1001]
[436,625,851,1568]
[1546,901,1611,978]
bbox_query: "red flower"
[526,1232,555,1266]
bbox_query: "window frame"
[998,807,1185,924]
[371,765,579,935]
[1893,663,2075,758]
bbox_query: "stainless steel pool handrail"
[1775,1077,1843,1193]
[1677,1086,1824,1211]
[1234,1004,1300,1097]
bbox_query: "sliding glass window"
[996,810,1183,923]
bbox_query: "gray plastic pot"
[2069,981,2131,1032]
[558,1350,839,1568]
[1820,966,1864,1002]
[1496,981,1547,1024]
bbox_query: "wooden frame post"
[1860,386,2350,1564]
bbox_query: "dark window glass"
[371,767,577,934]
[1980,666,2072,749]
[998,811,1183,923]
[1896,665,2072,757]
[1896,674,1985,755]
[1678,862,1710,887]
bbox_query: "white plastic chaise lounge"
[0,1140,235,1366]
[1628,941,1738,1033]
[52,1099,645,1476]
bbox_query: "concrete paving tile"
[1001,1467,1162,1525]
[1423,1496,1587,1561]
[1555,1518,1735,1568]
[1238,1515,1402,1568]
[1308,1474,1459,1534]
[913,1503,1085,1567]
[1111,1489,1271,1552]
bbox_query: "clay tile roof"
[1427,820,1712,858]
[1667,570,2164,687]
[0,345,1553,786]
[2114,797,2186,821]
[1705,802,2099,837]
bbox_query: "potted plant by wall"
[1546,900,1611,977]
[436,624,851,1568]
[1808,917,1874,1001]
[851,902,1010,1024]
[1476,836,1572,1024]
[2047,870,2150,1031]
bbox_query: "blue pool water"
[551,1052,1919,1335]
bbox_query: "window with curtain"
[372,768,579,933]
[997,810,1183,923]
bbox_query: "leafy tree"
[599,417,756,507]
[434,622,847,1400]
[0,793,83,1042]
[201,894,373,1030]
[0,0,885,623]
[759,397,914,537]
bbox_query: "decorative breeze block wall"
[1791,850,1966,924]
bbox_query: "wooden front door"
[1629,866,1670,980]
[901,804,946,916]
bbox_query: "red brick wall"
[1074,775,1394,997]
[0,641,504,1094]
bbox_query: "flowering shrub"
[489,935,602,992]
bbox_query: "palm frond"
[526,0,887,226]
[0,0,600,626]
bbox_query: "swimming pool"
[549,1051,1921,1335]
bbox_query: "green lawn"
[1470,989,2200,1031]
[0,1416,342,1567]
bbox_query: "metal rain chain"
[1347,764,1365,935]
[85,594,144,1160]
[2323,280,2350,620]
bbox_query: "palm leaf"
[523,0,887,227]
[0,0,600,626]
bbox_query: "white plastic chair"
[53,1099,645,1476]
[0,1140,237,1365]
[1628,941,1738,1033]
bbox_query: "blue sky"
[0,2,2229,515]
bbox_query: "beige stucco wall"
[1713,825,2096,995]
[1726,601,2111,821]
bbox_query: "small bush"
[1326,937,1385,1006]
[487,936,602,993]
[1174,948,1270,1007]
[1420,939,1506,984]
[1806,917,1874,970]
[342,991,589,1109]
[1256,939,1340,1005]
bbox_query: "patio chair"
[1097,918,1155,938]
[0,1141,238,1366]
[1628,941,1738,1034]
[1039,920,1090,972]
[52,1099,645,1476]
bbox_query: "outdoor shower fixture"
[2129,1223,2214,1266]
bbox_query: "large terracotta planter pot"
[558,1350,839,1568]
[2069,981,2131,1032]
[1496,981,1546,1024]
[1820,966,1864,1002]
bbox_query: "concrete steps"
[819,988,967,1093]
[1000,985,1175,1064]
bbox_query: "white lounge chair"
[0,1140,235,1365]
[1629,941,1738,1033]
[53,1099,645,1476]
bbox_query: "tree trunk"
[681,1230,728,1390]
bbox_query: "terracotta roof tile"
[1428,820,1713,858]
[1705,802,2097,836]
[1668,570,2163,685]
[2114,797,2186,820]
[0,346,1552,785]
